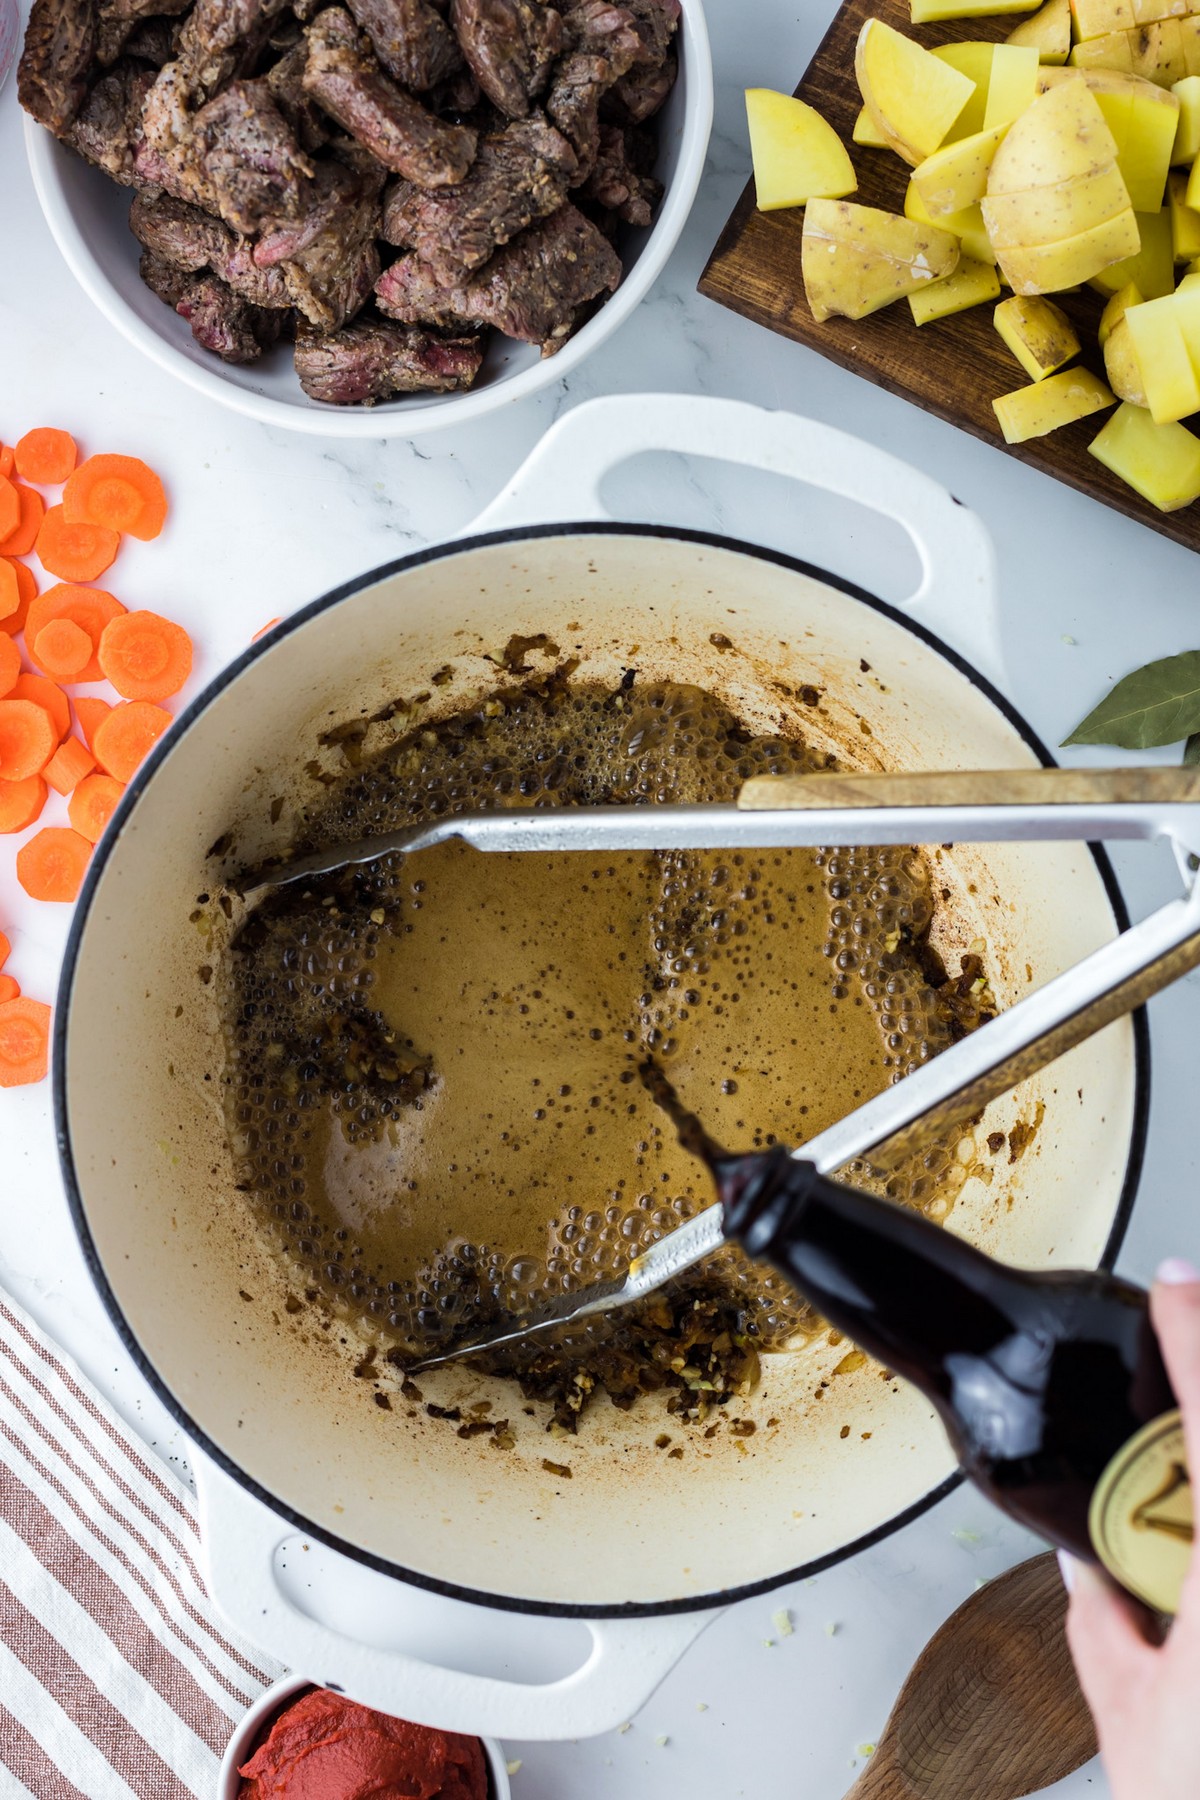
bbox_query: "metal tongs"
[238,767,1200,1372]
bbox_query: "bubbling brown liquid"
[220,676,986,1414]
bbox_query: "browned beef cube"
[619,0,677,63]
[346,0,462,92]
[294,315,484,403]
[139,249,285,360]
[138,59,219,206]
[176,0,292,96]
[449,0,561,119]
[273,161,384,330]
[604,45,673,124]
[18,0,97,134]
[545,0,639,172]
[191,79,317,235]
[577,121,658,226]
[66,61,155,184]
[130,188,292,305]
[302,7,477,186]
[381,113,576,281]
[266,37,332,151]
[375,200,620,352]
[95,0,188,67]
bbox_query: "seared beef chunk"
[67,61,156,184]
[604,44,673,123]
[619,0,677,63]
[449,0,561,118]
[176,0,292,96]
[138,60,218,205]
[130,189,292,305]
[578,120,657,225]
[346,0,462,92]
[303,7,477,185]
[191,79,316,235]
[266,36,332,150]
[253,152,368,260]
[275,161,384,328]
[18,0,97,133]
[121,14,181,63]
[545,0,639,171]
[381,112,575,280]
[376,200,619,350]
[139,249,284,359]
[95,0,189,66]
[294,314,483,402]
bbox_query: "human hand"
[1061,1260,1200,1800]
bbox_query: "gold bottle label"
[1089,1410,1193,1615]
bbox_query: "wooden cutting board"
[698,0,1200,554]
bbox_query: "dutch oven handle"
[197,1459,718,1740]
[471,393,1004,689]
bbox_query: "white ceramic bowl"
[24,2,712,436]
[217,1676,512,1798]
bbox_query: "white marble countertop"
[5,0,1200,1792]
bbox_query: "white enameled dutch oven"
[54,395,1147,1742]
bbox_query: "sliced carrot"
[0,775,47,834]
[0,485,46,558]
[36,506,119,584]
[68,772,123,843]
[98,610,192,702]
[252,617,281,643]
[0,699,55,781]
[93,701,171,782]
[0,560,18,625]
[0,996,51,1086]
[15,429,77,486]
[0,447,12,480]
[10,674,70,743]
[44,737,96,796]
[63,454,167,541]
[73,695,113,751]
[0,560,37,637]
[32,618,92,681]
[25,583,124,682]
[17,827,91,902]
[0,635,20,699]
[0,930,8,968]
[0,480,18,543]
[0,975,17,1005]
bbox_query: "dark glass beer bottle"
[718,1148,1192,1612]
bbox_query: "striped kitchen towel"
[0,1287,285,1798]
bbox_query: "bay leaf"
[1062,651,1200,749]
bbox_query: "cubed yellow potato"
[1090,400,1200,506]
[1171,76,1200,161]
[912,125,1008,215]
[1168,168,1200,254]
[984,166,1133,246]
[995,209,1143,289]
[746,91,857,210]
[1098,278,1144,340]
[1088,74,1179,210]
[932,42,993,138]
[1007,0,1072,65]
[905,180,998,260]
[908,256,1002,320]
[994,292,1081,375]
[1072,20,1187,86]
[1103,315,1150,399]
[856,19,977,164]
[992,367,1116,440]
[801,198,961,321]
[1184,142,1200,203]
[1124,293,1200,417]
[1180,15,1200,78]
[988,77,1123,191]
[853,104,891,147]
[912,0,1039,18]
[1071,0,1134,38]
[984,44,1042,127]
[1089,205,1175,294]
[1071,30,1135,73]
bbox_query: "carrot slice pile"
[0,699,55,780]
[0,930,8,967]
[0,635,20,699]
[45,738,96,796]
[17,827,91,902]
[33,619,93,681]
[0,480,18,543]
[36,507,119,584]
[64,455,167,541]
[0,976,19,1004]
[99,610,192,702]
[73,695,113,750]
[0,448,12,480]
[0,485,45,558]
[93,701,172,782]
[15,429,77,487]
[0,560,19,626]
[69,774,123,843]
[26,584,124,683]
[1,560,37,638]
[0,997,52,1086]
[0,776,47,834]
[10,674,70,742]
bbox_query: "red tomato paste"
[238,1687,490,1799]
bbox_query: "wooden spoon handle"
[842,1747,909,1800]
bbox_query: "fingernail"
[1057,1550,1077,1593]
[1157,1258,1200,1286]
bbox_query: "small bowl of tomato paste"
[219,1677,512,1800]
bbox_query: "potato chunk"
[908,255,1002,322]
[992,367,1116,441]
[801,198,960,321]
[1171,75,1200,164]
[1090,400,1200,506]
[855,19,977,164]
[1123,293,1200,418]
[994,293,1081,378]
[912,125,1007,216]
[912,0,1040,19]
[1006,0,1071,65]
[746,92,857,210]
